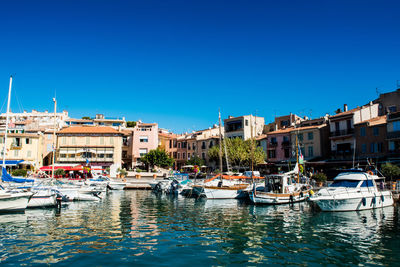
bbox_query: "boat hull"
[203,185,248,199]
[310,191,394,211]
[249,191,309,205]
[0,192,32,212]
[108,182,126,190]
[28,194,57,208]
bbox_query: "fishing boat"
[249,169,311,204]
[309,170,394,211]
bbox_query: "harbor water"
[0,190,399,266]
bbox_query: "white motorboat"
[0,186,33,212]
[27,188,57,208]
[309,170,394,212]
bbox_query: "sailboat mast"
[218,110,223,180]
[51,98,57,179]
[296,134,299,183]
[250,115,254,184]
[2,76,13,169]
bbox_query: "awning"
[40,165,73,171]
[2,160,24,166]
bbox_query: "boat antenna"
[51,97,57,179]
[352,138,356,169]
[250,114,255,187]
[2,76,12,170]
[218,109,223,182]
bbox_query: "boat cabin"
[264,174,297,194]
[329,172,381,189]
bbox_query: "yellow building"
[56,126,123,169]
[0,132,43,170]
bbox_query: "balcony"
[330,128,354,137]
[387,131,400,140]
[330,149,354,160]
[268,142,278,147]
[58,156,114,163]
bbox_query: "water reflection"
[0,191,398,266]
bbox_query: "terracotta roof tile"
[57,126,121,134]
[355,116,386,126]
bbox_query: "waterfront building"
[66,114,126,129]
[0,109,69,132]
[354,116,387,161]
[130,121,158,168]
[56,126,123,170]
[387,111,400,160]
[373,87,400,115]
[121,129,134,170]
[329,103,378,160]
[264,127,294,163]
[0,132,43,171]
[224,115,264,140]
[290,124,329,161]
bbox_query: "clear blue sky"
[1,0,399,133]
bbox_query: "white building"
[224,115,265,140]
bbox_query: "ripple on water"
[0,191,399,266]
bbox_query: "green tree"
[81,116,91,120]
[141,148,174,169]
[208,137,265,170]
[186,155,205,166]
[381,163,400,181]
[54,168,65,176]
[127,121,136,128]
[11,169,27,177]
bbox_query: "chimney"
[344,104,348,112]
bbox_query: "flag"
[86,158,90,165]
[298,144,304,164]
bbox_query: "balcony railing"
[387,131,400,139]
[58,157,114,162]
[268,142,278,147]
[330,149,354,159]
[330,128,354,137]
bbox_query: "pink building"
[265,128,293,163]
[131,121,158,167]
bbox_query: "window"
[308,146,314,157]
[268,150,276,158]
[361,144,367,153]
[370,143,376,153]
[169,140,172,148]
[361,180,374,187]
[25,138,30,144]
[330,180,359,188]
[173,152,177,158]
[47,134,52,140]
[377,143,383,153]
[271,137,277,144]
[335,122,340,131]
[360,127,366,137]
[283,136,289,142]
[202,141,206,149]
[187,153,190,159]
[183,152,186,159]
[347,119,352,129]
[140,136,148,143]
[393,121,400,132]
[245,119,249,126]
[307,132,313,140]
[388,105,397,113]
[373,127,379,136]
[177,152,180,159]
[106,154,113,158]
[284,148,290,158]
[178,143,181,148]
[209,141,213,148]
[139,148,148,157]
[202,152,205,159]
[298,134,303,141]
[60,153,66,158]
[389,141,395,151]
[192,144,196,150]
[27,150,32,158]
[13,138,21,147]
[188,144,191,150]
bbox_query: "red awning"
[40,166,73,171]
[70,165,84,171]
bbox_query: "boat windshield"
[360,180,374,187]
[329,180,360,188]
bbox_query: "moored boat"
[309,170,394,211]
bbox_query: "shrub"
[12,169,27,177]
[55,168,65,176]
[312,173,327,183]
